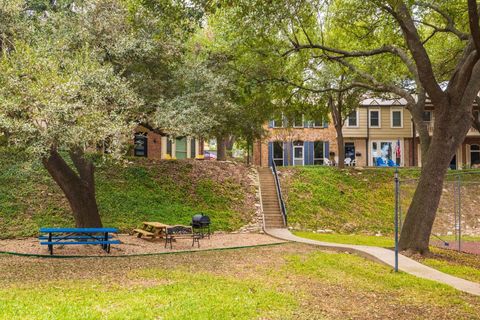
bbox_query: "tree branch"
[414,2,469,41]
[460,59,480,111]
[386,2,445,107]
[258,76,362,94]
[468,0,480,53]
[328,57,416,105]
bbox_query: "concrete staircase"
[257,167,286,229]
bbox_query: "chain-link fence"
[398,171,480,255]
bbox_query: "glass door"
[345,143,355,160]
[134,134,148,157]
[293,141,304,166]
[273,142,284,166]
[175,137,187,159]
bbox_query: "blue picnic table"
[39,228,120,255]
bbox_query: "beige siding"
[343,108,368,137]
[343,106,413,139]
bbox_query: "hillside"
[280,166,480,236]
[0,149,258,239]
[279,167,420,235]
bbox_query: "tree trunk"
[42,149,102,228]
[329,94,345,169]
[407,93,431,167]
[225,135,235,158]
[399,113,470,253]
[216,134,227,161]
[336,125,345,169]
[246,138,251,165]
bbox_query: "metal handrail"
[271,160,287,226]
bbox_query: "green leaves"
[0,1,142,156]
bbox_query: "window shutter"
[324,141,330,159]
[190,138,196,158]
[283,142,288,166]
[309,142,315,164]
[289,142,294,165]
[166,138,172,156]
[268,142,273,166]
[304,142,310,165]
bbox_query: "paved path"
[266,228,480,296]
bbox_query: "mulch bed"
[0,233,285,256]
[432,239,480,255]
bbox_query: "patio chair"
[376,157,388,167]
[344,158,352,166]
[323,158,332,166]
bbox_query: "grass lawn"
[0,148,256,238]
[414,247,480,284]
[293,231,394,247]
[279,166,420,234]
[295,231,480,286]
[0,243,479,319]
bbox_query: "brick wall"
[254,124,338,167]
[146,132,162,160]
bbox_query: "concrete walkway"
[266,228,480,296]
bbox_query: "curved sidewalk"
[266,228,480,296]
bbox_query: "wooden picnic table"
[133,222,170,239]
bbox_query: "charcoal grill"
[191,213,211,238]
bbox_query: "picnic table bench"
[133,222,170,239]
[39,228,120,255]
[165,225,201,249]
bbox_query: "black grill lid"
[192,213,210,224]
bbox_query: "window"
[312,115,325,128]
[474,110,480,122]
[422,111,432,122]
[369,109,380,128]
[471,145,480,166]
[293,141,304,166]
[313,141,325,165]
[273,142,284,166]
[371,140,401,166]
[134,133,148,157]
[391,109,403,128]
[271,115,283,128]
[346,110,358,127]
[293,115,304,128]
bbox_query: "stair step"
[264,217,284,221]
[258,168,287,229]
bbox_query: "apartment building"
[252,114,337,167]
[133,125,204,160]
[343,98,414,167]
[254,97,480,169]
